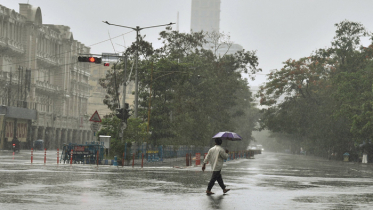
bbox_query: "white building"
[0,3,93,149]
[191,0,243,56]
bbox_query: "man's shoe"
[223,189,230,194]
[206,191,215,195]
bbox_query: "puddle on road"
[294,193,373,209]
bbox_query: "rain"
[1,0,373,209]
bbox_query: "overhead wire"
[7,31,133,81]
[29,61,100,81]
[0,30,134,68]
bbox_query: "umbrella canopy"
[212,131,242,141]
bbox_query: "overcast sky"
[3,0,373,88]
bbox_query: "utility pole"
[103,21,175,118]
[122,55,127,109]
[120,55,128,143]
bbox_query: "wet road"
[1,150,373,210]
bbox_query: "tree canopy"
[99,28,261,151]
[257,20,373,157]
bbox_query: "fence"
[27,144,260,167]
[123,143,260,165]
[124,144,211,162]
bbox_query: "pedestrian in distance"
[202,138,230,195]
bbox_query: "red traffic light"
[88,57,96,62]
[78,56,102,64]
[104,63,110,67]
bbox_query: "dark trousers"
[207,170,226,191]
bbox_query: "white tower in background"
[190,0,243,56]
[191,0,221,33]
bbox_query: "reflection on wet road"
[1,150,373,209]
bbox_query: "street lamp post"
[103,21,175,118]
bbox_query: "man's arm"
[220,148,229,160]
[202,151,211,172]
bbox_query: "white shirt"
[204,145,229,171]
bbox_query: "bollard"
[189,153,192,166]
[195,153,201,166]
[31,148,33,164]
[113,156,118,166]
[122,152,125,167]
[44,148,47,165]
[132,153,135,168]
[186,153,189,166]
[70,149,73,165]
[141,153,144,168]
[57,148,59,165]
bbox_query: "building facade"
[0,3,93,150]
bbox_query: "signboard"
[73,151,89,155]
[99,135,111,148]
[73,146,89,155]
[90,122,101,132]
[89,110,101,122]
[102,53,120,62]
[75,146,85,151]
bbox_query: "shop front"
[0,106,36,150]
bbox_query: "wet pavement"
[1,150,373,209]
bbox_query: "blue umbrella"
[212,131,242,141]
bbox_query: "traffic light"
[104,63,110,67]
[124,103,129,110]
[78,56,102,64]
[115,108,125,120]
[115,104,131,123]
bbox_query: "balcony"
[36,51,61,66]
[35,80,62,94]
[0,37,25,55]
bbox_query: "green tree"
[258,20,373,157]
[99,28,261,152]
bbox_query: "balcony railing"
[0,37,25,54]
[35,80,61,93]
[36,51,61,65]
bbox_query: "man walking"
[202,138,230,195]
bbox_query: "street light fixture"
[103,21,175,118]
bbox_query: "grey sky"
[4,0,373,88]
